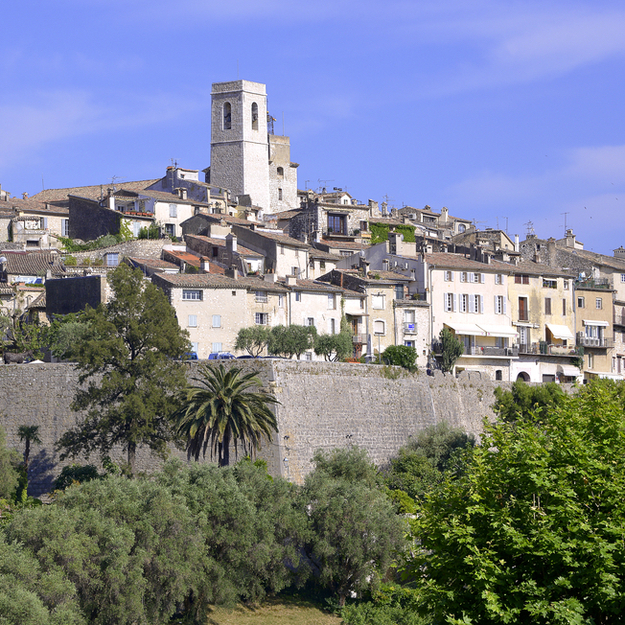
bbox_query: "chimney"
[225,267,238,280]
[22,192,29,199]
[286,276,297,286]
[200,257,210,272]
[368,199,379,217]
[440,206,449,222]
[547,237,556,267]
[514,234,519,252]
[565,229,576,248]
[382,258,390,271]
[264,273,277,283]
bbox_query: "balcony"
[352,333,368,344]
[577,333,611,348]
[255,294,268,303]
[403,322,417,334]
[576,277,611,290]
[465,346,519,357]
[519,342,579,356]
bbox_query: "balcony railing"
[576,277,611,290]
[519,342,579,356]
[403,322,417,334]
[577,333,611,348]
[431,344,519,357]
[255,294,268,303]
[352,334,367,344]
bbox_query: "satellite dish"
[0,257,6,264]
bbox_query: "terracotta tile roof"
[247,230,310,249]
[308,248,342,261]
[126,257,180,270]
[564,247,625,271]
[274,208,307,220]
[162,250,203,267]
[279,278,344,293]
[510,260,576,277]
[152,273,288,292]
[0,197,69,216]
[30,179,159,203]
[185,235,264,258]
[314,239,370,251]
[131,189,210,206]
[30,291,46,308]
[3,251,66,277]
[336,269,412,284]
[422,252,511,272]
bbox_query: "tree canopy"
[410,379,625,624]
[55,264,190,475]
[437,327,464,373]
[234,325,270,357]
[493,379,566,422]
[174,364,278,466]
[382,345,418,372]
[268,324,316,359]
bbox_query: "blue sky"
[2,0,624,253]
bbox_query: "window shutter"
[480,273,485,284]
[453,293,457,312]
[503,297,507,315]
[480,295,484,313]
[494,295,498,314]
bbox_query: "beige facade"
[575,284,615,380]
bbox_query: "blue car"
[208,352,235,360]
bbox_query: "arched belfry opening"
[251,102,259,130]
[223,102,231,130]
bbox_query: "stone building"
[209,80,298,214]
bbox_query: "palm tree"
[17,425,41,473]
[174,364,279,467]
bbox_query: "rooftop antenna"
[111,175,123,192]
[317,179,334,193]
[560,211,569,236]
[524,220,535,237]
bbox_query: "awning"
[557,364,581,377]
[546,323,575,341]
[477,324,519,338]
[444,322,485,336]
[583,319,609,327]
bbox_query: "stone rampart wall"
[0,361,506,496]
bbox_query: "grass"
[206,595,343,625]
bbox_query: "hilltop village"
[1,79,624,384]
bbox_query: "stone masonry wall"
[0,361,505,496]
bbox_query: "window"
[460,272,467,283]
[469,294,483,314]
[404,310,415,323]
[105,252,119,267]
[169,204,177,218]
[330,318,336,334]
[495,370,503,381]
[279,295,284,308]
[459,293,468,313]
[515,274,530,284]
[596,298,603,309]
[444,271,454,281]
[495,274,503,285]
[444,293,455,312]
[543,279,556,289]
[458,223,466,233]
[278,188,283,201]
[328,294,336,309]
[545,297,552,315]
[223,102,231,130]
[404,340,415,348]
[255,291,268,303]
[372,294,385,310]
[588,352,594,369]
[212,342,222,353]
[277,166,284,178]
[395,285,404,300]
[519,297,528,321]
[328,214,346,235]
[251,102,258,130]
[295,292,302,302]
[188,315,197,327]
[212,315,221,328]
[577,297,585,309]
[280,245,284,255]
[563,299,567,315]
[292,267,298,277]
[320,260,326,270]
[307,317,315,327]
[165,223,175,236]
[182,289,202,300]
[62,219,69,237]
[621,274,625,283]
[495,295,506,315]
[374,320,385,335]
[191,342,199,354]
[564,280,569,290]
[470,272,483,283]
[212,246,219,257]
[255,312,269,325]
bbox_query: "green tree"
[234,325,270,357]
[314,332,353,362]
[174,364,278,467]
[385,423,475,504]
[55,264,190,475]
[301,447,404,607]
[6,476,206,625]
[382,345,418,372]
[45,313,94,361]
[269,324,316,359]
[493,379,566,422]
[0,533,85,625]
[437,327,464,373]
[411,380,625,624]
[159,459,307,605]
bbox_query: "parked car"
[208,352,235,360]
[183,352,198,361]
